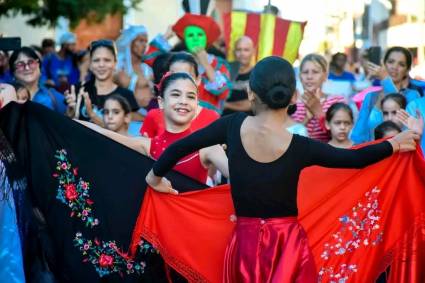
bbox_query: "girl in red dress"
[79,72,228,184]
[140,52,219,138]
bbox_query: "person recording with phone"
[366,46,422,103]
[351,47,424,145]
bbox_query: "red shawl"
[131,147,425,283]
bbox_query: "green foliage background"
[0,0,142,27]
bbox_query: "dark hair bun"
[249,56,296,110]
[264,85,292,109]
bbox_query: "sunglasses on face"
[14,59,39,71]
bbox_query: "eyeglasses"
[14,59,39,71]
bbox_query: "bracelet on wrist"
[390,139,401,152]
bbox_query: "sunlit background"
[1,0,424,76]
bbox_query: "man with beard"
[41,31,80,92]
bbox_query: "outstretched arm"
[305,130,419,169]
[76,120,150,156]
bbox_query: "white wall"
[127,0,183,41]
[0,1,184,49]
[0,13,55,47]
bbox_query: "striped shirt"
[291,95,345,142]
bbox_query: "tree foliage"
[0,0,142,28]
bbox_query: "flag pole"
[207,0,216,16]
[264,0,273,14]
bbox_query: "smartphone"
[367,46,381,65]
[0,37,21,51]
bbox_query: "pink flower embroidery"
[81,181,88,190]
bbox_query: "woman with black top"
[145,56,418,282]
[65,40,140,127]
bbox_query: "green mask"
[184,25,207,53]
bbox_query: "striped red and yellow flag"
[223,11,307,64]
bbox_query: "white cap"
[59,32,77,45]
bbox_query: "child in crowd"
[351,92,406,143]
[381,93,406,127]
[325,102,354,148]
[140,52,219,138]
[12,82,30,102]
[374,121,401,140]
[79,72,228,185]
[102,95,132,137]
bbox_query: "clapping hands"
[301,88,324,120]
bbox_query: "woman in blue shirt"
[366,46,422,102]
[352,47,423,143]
[9,47,67,114]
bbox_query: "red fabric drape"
[387,213,425,283]
[132,148,425,283]
[131,185,235,282]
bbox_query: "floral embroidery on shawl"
[318,187,383,282]
[53,149,150,277]
[74,232,147,277]
[53,149,99,228]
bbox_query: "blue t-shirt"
[33,86,67,114]
[406,97,425,154]
[328,71,356,82]
[41,53,80,86]
[0,70,13,84]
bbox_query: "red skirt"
[223,216,317,283]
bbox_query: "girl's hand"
[82,92,94,118]
[75,88,84,119]
[388,130,420,153]
[146,170,178,195]
[397,109,424,136]
[64,85,77,117]
[64,85,77,108]
[365,61,388,80]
